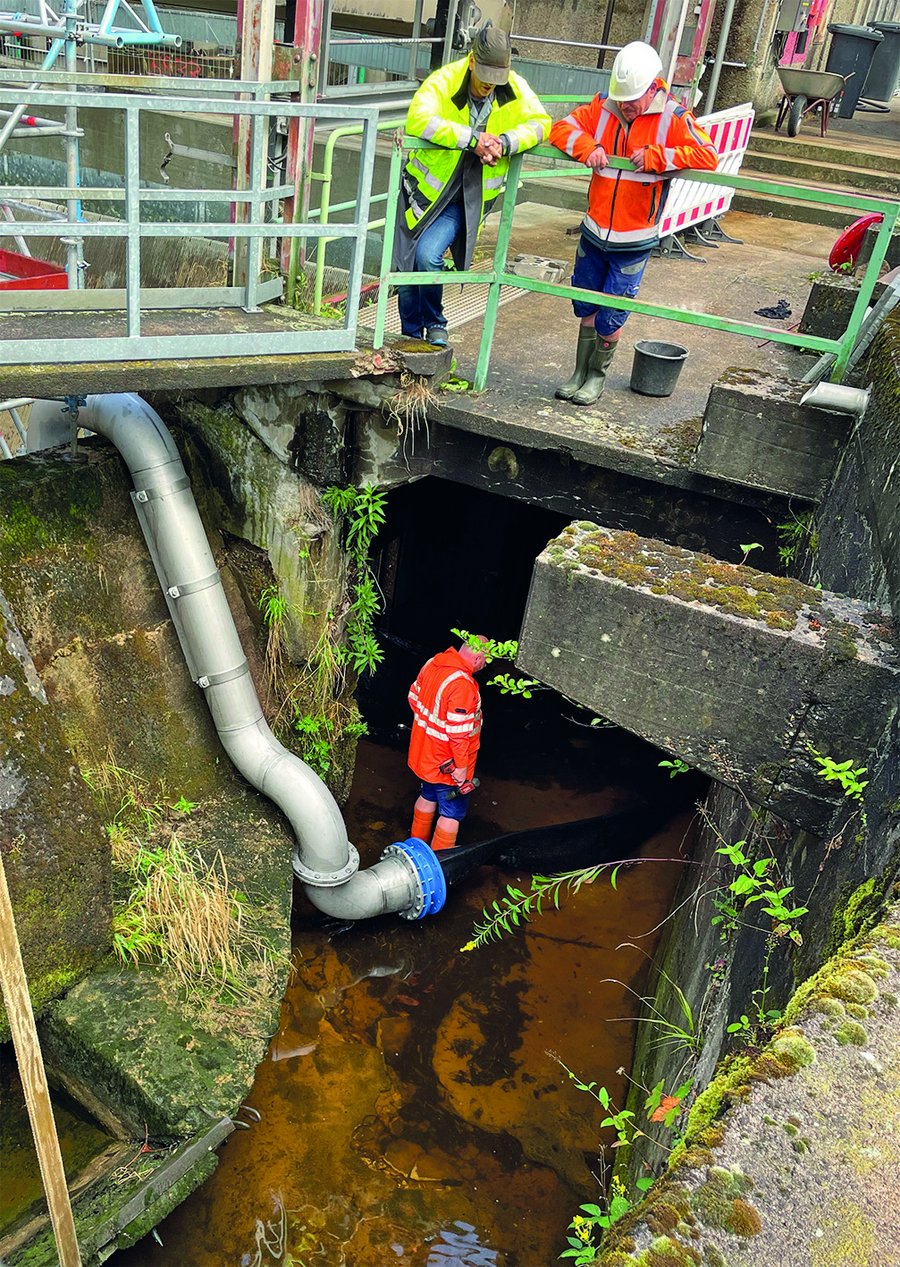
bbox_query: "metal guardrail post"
[832,202,900,380]
[373,136,403,349]
[243,83,266,311]
[124,106,142,336]
[474,152,523,393]
[312,117,403,313]
[346,111,377,340]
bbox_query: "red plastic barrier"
[0,248,68,290]
[829,213,884,273]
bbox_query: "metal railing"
[306,117,405,312]
[374,136,900,388]
[0,70,380,364]
[307,98,593,315]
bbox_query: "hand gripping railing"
[374,137,900,388]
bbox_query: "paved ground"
[439,204,837,457]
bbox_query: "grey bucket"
[630,340,689,397]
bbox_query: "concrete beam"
[518,523,899,835]
[0,333,450,400]
[692,369,854,502]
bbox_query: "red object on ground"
[0,249,67,290]
[829,213,884,273]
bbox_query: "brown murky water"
[0,1063,111,1233]
[112,739,691,1267]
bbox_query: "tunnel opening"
[356,475,708,836]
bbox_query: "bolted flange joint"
[382,839,447,920]
[292,843,360,887]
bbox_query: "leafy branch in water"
[461,861,632,951]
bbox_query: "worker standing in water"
[549,41,717,405]
[407,638,487,851]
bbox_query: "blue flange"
[385,838,447,919]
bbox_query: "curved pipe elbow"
[216,719,351,877]
[301,856,419,921]
[60,391,437,923]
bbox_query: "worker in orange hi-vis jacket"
[407,638,487,852]
[549,41,718,407]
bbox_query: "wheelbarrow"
[775,67,852,137]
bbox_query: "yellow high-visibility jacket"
[403,57,550,237]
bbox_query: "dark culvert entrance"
[111,480,708,1267]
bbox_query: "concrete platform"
[0,303,451,397]
[442,204,837,470]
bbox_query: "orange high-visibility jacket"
[408,648,482,784]
[548,81,717,251]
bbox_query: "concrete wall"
[614,292,900,1242]
[511,0,651,68]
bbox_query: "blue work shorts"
[571,236,652,337]
[419,780,469,822]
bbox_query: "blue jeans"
[571,235,652,337]
[398,201,464,338]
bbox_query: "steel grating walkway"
[357,282,528,333]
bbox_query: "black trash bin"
[825,23,884,118]
[862,21,900,104]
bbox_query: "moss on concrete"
[692,1167,761,1237]
[567,525,826,634]
[0,453,104,569]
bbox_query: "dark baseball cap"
[471,24,511,85]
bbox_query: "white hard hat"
[608,41,663,102]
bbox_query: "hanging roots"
[382,371,438,464]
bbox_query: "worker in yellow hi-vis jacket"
[393,23,550,348]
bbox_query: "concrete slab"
[441,206,837,474]
[0,313,451,399]
[517,522,899,834]
[693,368,855,501]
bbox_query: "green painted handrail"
[305,117,404,313]
[373,135,899,388]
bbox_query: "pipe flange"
[383,839,447,920]
[292,843,359,887]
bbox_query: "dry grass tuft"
[383,371,438,463]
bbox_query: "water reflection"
[111,741,691,1266]
[426,1221,499,1266]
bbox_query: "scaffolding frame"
[0,0,179,284]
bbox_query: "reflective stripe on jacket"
[548,82,717,251]
[403,57,551,235]
[407,647,482,784]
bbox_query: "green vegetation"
[808,747,868,803]
[83,763,281,1003]
[452,627,543,698]
[255,484,387,781]
[776,510,817,568]
[658,759,690,779]
[554,1055,691,1263]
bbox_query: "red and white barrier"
[657,103,755,241]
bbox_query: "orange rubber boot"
[431,819,459,852]
[410,804,436,843]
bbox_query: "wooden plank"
[0,850,82,1267]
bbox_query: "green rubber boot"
[571,340,618,406]
[555,326,597,401]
